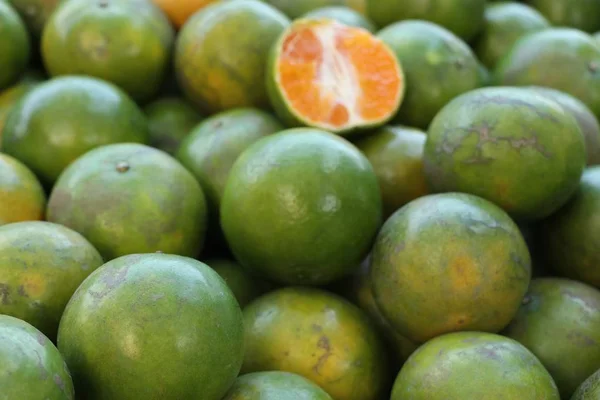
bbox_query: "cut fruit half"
[266,18,405,134]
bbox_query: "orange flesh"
[277,20,403,129]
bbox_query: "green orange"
[206,259,271,308]
[223,371,333,400]
[57,253,244,400]
[529,0,600,33]
[0,154,46,225]
[0,1,30,90]
[572,369,600,400]
[259,0,365,18]
[303,6,375,32]
[0,70,44,142]
[8,0,62,36]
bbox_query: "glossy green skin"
[207,258,271,308]
[391,332,560,400]
[0,315,74,400]
[572,369,600,400]
[303,6,375,32]
[221,129,382,285]
[175,1,289,113]
[529,87,600,165]
[540,167,600,288]
[223,371,333,400]
[378,21,481,130]
[144,97,203,155]
[1,76,149,186]
[530,0,600,33]
[42,0,175,102]
[355,125,428,218]
[47,143,207,261]
[494,28,600,118]
[57,254,244,400]
[0,1,30,90]
[504,278,600,398]
[242,287,389,400]
[475,2,550,69]
[371,193,531,344]
[366,0,486,41]
[8,0,62,36]
[424,87,587,221]
[258,0,364,19]
[0,71,44,142]
[0,222,103,340]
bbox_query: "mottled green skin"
[424,87,586,221]
[1,76,149,186]
[378,21,481,130]
[0,315,74,400]
[258,0,365,19]
[0,70,44,142]
[42,0,175,102]
[0,1,30,90]
[539,167,600,288]
[0,154,46,225]
[223,371,333,400]
[494,28,600,118]
[355,125,428,218]
[572,369,600,400]
[529,87,600,165]
[0,222,103,340]
[57,254,244,400]
[371,193,531,343]
[242,287,389,400]
[366,0,486,41]
[504,278,600,398]
[529,0,600,33]
[47,143,207,261]
[207,259,271,308]
[391,332,560,400]
[303,6,375,32]
[221,129,382,285]
[475,2,550,69]
[8,0,62,36]
[175,1,289,113]
[144,97,203,155]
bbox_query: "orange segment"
[276,19,404,130]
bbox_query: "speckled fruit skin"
[57,253,244,400]
[0,1,29,90]
[504,278,600,398]
[47,143,207,261]
[391,332,560,400]
[206,259,271,308]
[529,0,600,33]
[242,287,389,400]
[259,0,365,19]
[424,86,586,221]
[221,128,382,285]
[223,371,333,400]
[540,167,600,287]
[0,315,75,400]
[302,6,375,32]
[0,221,103,340]
[1,76,149,186]
[371,193,531,344]
[175,0,289,113]
[0,154,46,226]
[572,369,600,400]
[494,28,600,119]
[377,20,481,130]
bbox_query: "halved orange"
[266,18,404,134]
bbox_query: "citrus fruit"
[0,1,30,90]
[144,97,203,155]
[206,258,271,307]
[529,87,600,166]
[223,371,333,400]
[391,332,560,400]
[242,287,389,400]
[1,76,149,186]
[355,125,428,218]
[377,20,480,130]
[371,193,531,344]
[7,0,62,37]
[302,6,375,32]
[573,369,600,400]
[529,0,600,33]
[366,0,486,42]
[0,315,74,400]
[0,221,103,339]
[424,87,587,221]
[494,28,600,118]
[259,0,365,19]
[539,167,600,288]
[47,143,207,261]
[0,154,46,225]
[266,18,404,134]
[0,70,43,141]
[152,0,219,29]
[504,278,600,398]
[57,253,244,400]
[474,2,550,69]
[175,0,289,113]
[221,128,382,285]
[42,0,175,102]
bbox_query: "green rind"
[529,0,600,33]
[303,6,376,32]
[223,371,333,400]
[572,369,600,400]
[0,153,46,225]
[8,0,63,37]
[0,71,44,143]
[0,1,30,90]
[258,0,365,19]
